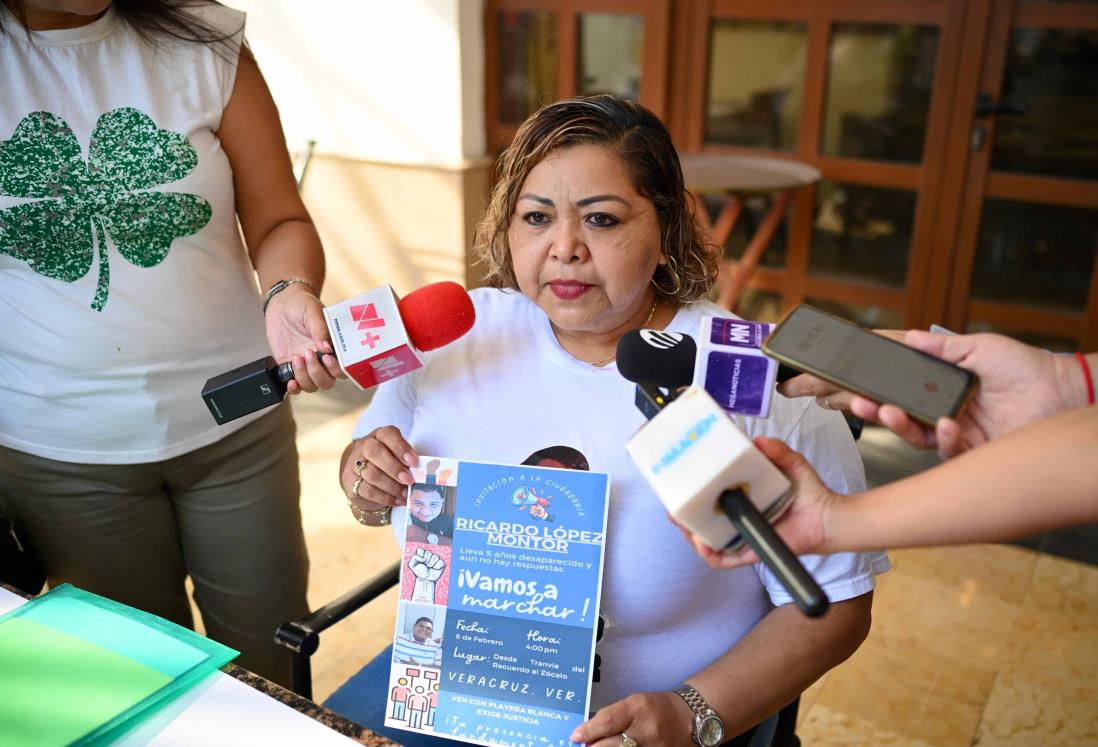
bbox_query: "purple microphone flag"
[694,317,778,419]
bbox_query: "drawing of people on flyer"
[389,678,411,720]
[407,687,429,729]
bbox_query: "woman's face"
[508,144,664,337]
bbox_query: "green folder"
[0,584,238,746]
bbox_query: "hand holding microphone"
[672,437,839,571]
[618,330,829,617]
[201,281,475,424]
[261,278,344,395]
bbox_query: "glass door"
[485,0,671,152]
[677,0,970,329]
[935,0,1098,350]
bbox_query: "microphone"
[619,331,829,617]
[201,282,475,425]
[617,330,696,419]
[623,318,781,419]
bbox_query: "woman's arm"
[828,404,1098,551]
[683,406,1098,568]
[217,49,341,393]
[572,593,873,746]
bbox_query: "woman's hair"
[473,95,716,306]
[1,0,248,60]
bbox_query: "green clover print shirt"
[0,3,270,463]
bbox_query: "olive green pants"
[0,405,309,686]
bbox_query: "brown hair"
[473,95,716,306]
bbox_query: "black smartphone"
[762,304,977,426]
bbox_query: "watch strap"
[262,277,316,314]
[674,683,722,746]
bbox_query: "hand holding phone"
[762,305,978,427]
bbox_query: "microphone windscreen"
[397,281,476,351]
[616,329,696,387]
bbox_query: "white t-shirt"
[0,3,271,463]
[355,288,888,709]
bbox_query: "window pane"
[823,25,939,163]
[963,321,1076,354]
[990,29,1098,179]
[705,20,806,150]
[805,297,904,329]
[497,11,558,126]
[577,13,643,100]
[970,199,1098,312]
[809,181,917,288]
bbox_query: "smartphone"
[762,304,977,426]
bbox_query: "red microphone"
[398,281,476,352]
[201,282,475,424]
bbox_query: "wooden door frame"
[484,0,672,153]
[675,0,969,329]
[941,0,1098,349]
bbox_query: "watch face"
[698,715,724,747]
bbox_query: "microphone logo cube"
[695,316,779,419]
[324,285,424,389]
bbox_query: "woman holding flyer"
[331,96,886,747]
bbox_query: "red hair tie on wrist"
[1076,352,1095,406]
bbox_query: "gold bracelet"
[348,501,392,526]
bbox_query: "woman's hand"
[671,437,840,570]
[570,691,694,747]
[265,284,343,394]
[341,426,419,513]
[781,331,1077,459]
[847,331,1077,459]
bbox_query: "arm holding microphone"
[201,282,475,425]
[216,49,341,394]
[681,405,1098,569]
[779,331,1097,458]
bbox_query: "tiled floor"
[282,387,1098,746]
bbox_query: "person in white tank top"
[0,0,341,685]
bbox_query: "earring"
[651,257,682,296]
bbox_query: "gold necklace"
[589,299,659,367]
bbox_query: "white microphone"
[625,386,792,551]
[618,332,830,617]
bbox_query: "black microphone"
[618,330,829,618]
[617,330,695,419]
[200,357,297,425]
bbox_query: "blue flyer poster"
[385,457,610,746]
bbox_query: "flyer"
[385,457,610,746]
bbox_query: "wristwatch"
[262,277,315,314]
[674,683,725,747]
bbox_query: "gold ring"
[621,733,638,747]
[824,395,832,410]
[354,459,366,477]
[352,476,365,497]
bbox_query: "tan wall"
[301,157,492,304]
